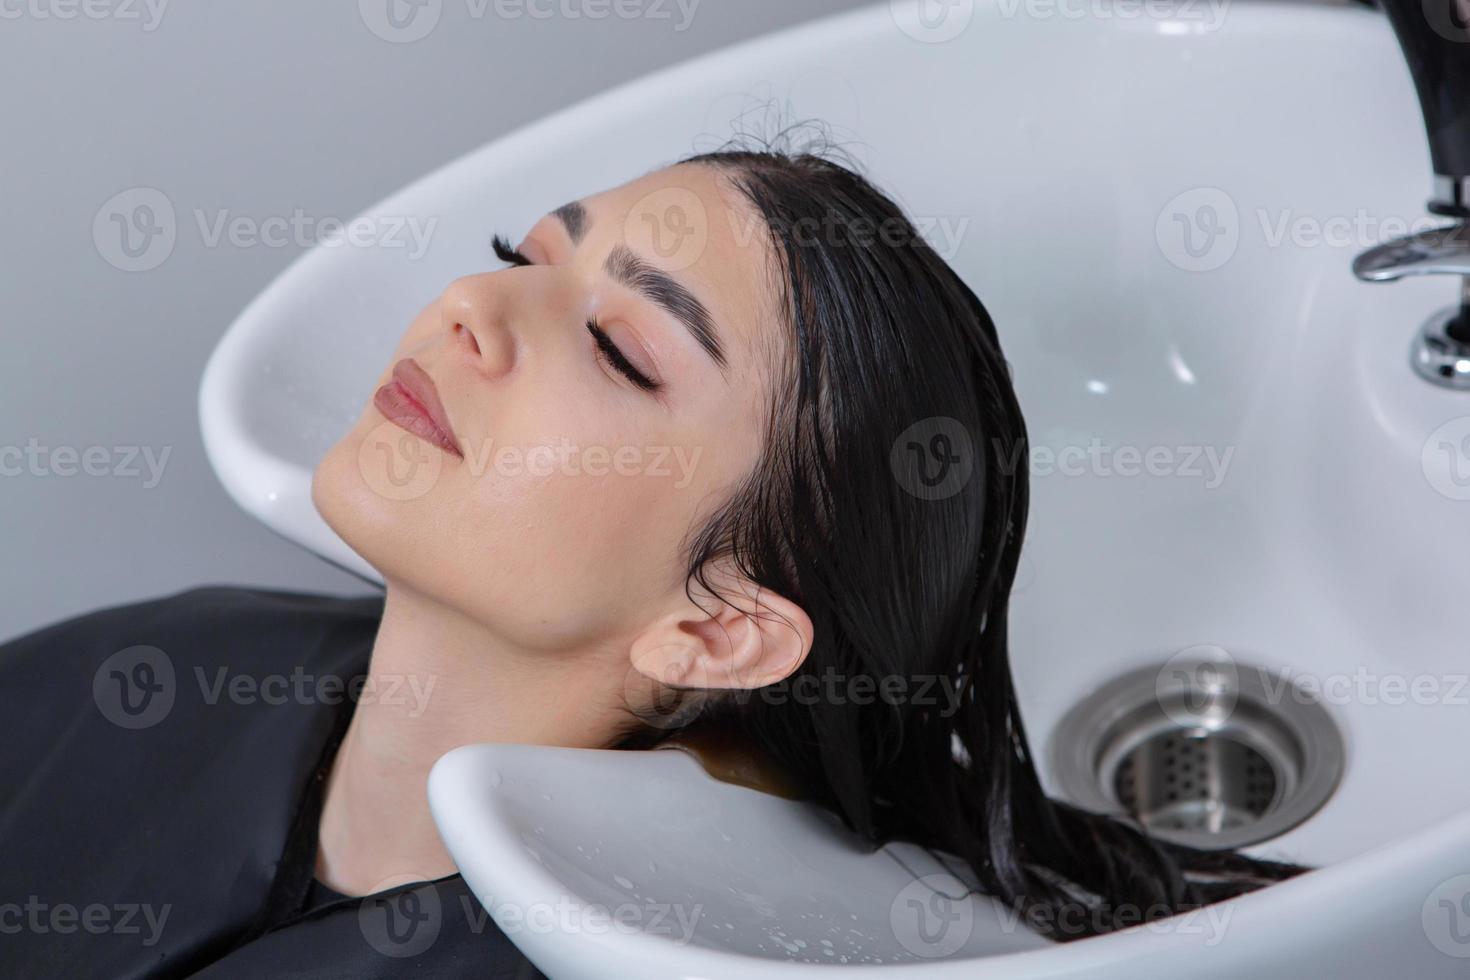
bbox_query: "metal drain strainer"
[1048,656,1345,850]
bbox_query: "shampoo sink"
[201,0,1470,976]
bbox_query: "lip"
[373,358,463,458]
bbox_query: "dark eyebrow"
[552,201,588,244]
[603,243,726,370]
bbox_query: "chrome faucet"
[1352,0,1470,389]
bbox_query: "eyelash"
[491,232,662,393]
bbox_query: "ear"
[629,567,814,692]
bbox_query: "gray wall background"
[0,0,868,641]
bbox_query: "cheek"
[444,431,708,634]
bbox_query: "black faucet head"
[1378,0,1470,217]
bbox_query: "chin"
[311,420,442,580]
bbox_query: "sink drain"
[1048,655,1344,850]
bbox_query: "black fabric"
[0,585,546,979]
[301,877,350,915]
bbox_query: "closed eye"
[586,316,660,392]
[491,230,663,394]
[492,233,532,267]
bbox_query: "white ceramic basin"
[201,0,1470,975]
[428,743,1470,978]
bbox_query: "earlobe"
[629,573,814,693]
[628,635,699,688]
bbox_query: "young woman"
[0,145,1308,977]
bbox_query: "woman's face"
[313,164,784,655]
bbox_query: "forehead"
[554,163,787,381]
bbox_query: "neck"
[315,582,630,895]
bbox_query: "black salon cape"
[0,585,546,979]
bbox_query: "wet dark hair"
[637,137,1312,942]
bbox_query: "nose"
[439,273,521,378]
